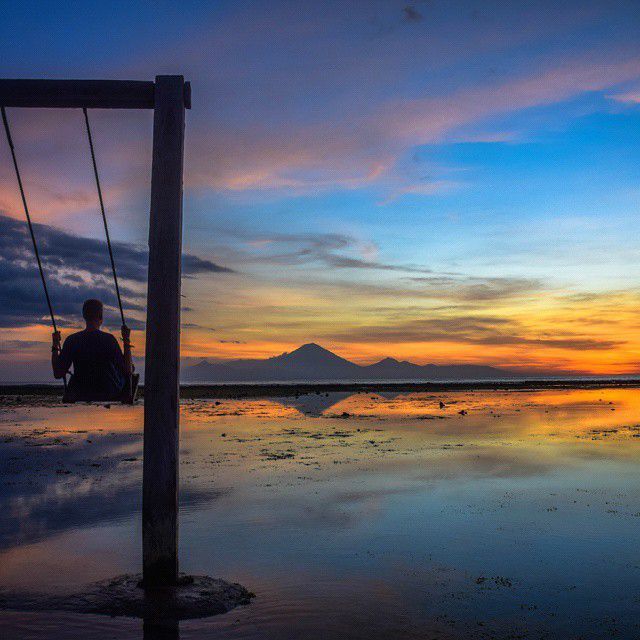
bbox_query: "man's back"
[60,329,125,400]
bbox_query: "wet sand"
[1,388,639,638]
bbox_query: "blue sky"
[1,0,639,378]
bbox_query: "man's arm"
[120,325,133,376]
[51,331,71,379]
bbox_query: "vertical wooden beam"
[143,75,186,587]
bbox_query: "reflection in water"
[273,391,354,416]
[143,617,178,640]
[1,388,640,638]
[142,587,179,640]
[0,424,224,553]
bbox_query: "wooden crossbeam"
[0,79,191,109]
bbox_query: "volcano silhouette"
[183,343,517,382]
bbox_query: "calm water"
[1,389,639,639]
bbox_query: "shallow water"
[1,388,639,639]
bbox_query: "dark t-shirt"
[59,329,126,400]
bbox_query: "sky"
[1,0,639,380]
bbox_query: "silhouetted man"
[52,299,134,402]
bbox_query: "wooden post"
[143,75,187,587]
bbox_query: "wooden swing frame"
[0,76,191,588]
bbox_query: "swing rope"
[1,106,67,391]
[1,107,59,333]
[2,106,129,396]
[83,108,125,326]
[83,108,134,403]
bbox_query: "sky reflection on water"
[1,389,639,638]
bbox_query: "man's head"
[82,299,104,328]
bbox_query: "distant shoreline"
[1,379,640,400]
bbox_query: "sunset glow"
[1,1,639,380]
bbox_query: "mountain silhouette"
[183,343,519,382]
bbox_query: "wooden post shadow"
[0,76,191,588]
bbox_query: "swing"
[1,106,139,404]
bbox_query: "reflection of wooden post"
[143,75,187,587]
[143,617,179,640]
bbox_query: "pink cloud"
[609,89,640,104]
[381,53,640,144]
[2,3,639,212]
[184,49,640,196]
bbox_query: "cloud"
[608,89,640,104]
[329,315,624,351]
[380,52,640,145]
[379,179,463,204]
[408,275,543,301]
[402,5,424,23]
[0,340,45,354]
[273,271,545,304]
[233,230,434,274]
[182,253,234,277]
[3,3,637,206]
[182,322,217,332]
[186,47,640,196]
[0,214,232,328]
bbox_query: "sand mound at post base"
[0,574,254,620]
